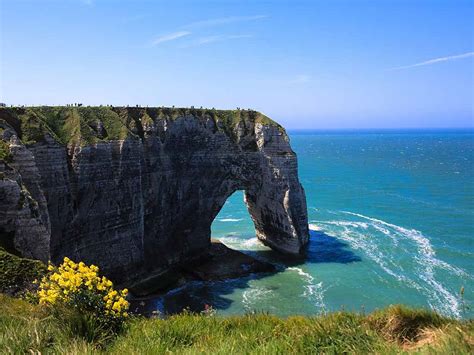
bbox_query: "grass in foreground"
[0,294,472,354]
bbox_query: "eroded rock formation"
[0,107,308,287]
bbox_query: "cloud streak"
[149,14,265,48]
[390,52,474,70]
[151,31,191,46]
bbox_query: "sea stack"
[0,106,309,288]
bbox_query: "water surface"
[150,129,474,319]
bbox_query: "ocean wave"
[242,238,262,248]
[219,236,268,251]
[288,267,326,311]
[242,286,275,311]
[341,211,470,278]
[308,223,321,231]
[314,211,468,318]
[218,218,244,222]
[312,221,417,287]
[315,220,369,229]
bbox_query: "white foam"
[219,236,268,251]
[218,218,244,222]
[218,236,245,246]
[324,211,468,318]
[318,220,369,229]
[342,211,470,278]
[242,238,263,248]
[288,267,314,283]
[288,267,326,311]
[315,222,416,287]
[309,223,321,231]
[242,286,275,310]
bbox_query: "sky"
[1,0,473,129]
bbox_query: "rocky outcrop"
[0,107,309,287]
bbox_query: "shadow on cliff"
[131,230,361,316]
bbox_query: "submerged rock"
[0,106,308,290]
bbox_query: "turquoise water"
[155,130,474,319]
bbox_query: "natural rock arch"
[0,107,309,287]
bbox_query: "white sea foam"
[315,221,416,286]
[342,211,470,278]
[308,223,322,231]
[316,220,369,229]
[218,236,246,247]
[315,211,469,318]
[218,218,244,222]
[219,236,268,251]
[242,238,262,248]
[288,267,314,283]
[288,267,326,311]
[242,286,275,310]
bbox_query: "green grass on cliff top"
[0,247,472,354]
[0,293,473,354]
[0,106,282,146]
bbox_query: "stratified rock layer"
[0,107,308,286]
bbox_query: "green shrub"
[37,257,129,340]
[0,247,47,295]
[0,140,12,162]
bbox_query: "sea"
[148,129,474,319]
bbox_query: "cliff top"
[0,106,283,146]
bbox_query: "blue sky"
[1,0,473,128]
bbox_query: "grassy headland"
[0,294,472,354]
[0,247,472,354]
[0,106,282,146]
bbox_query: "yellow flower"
[37,257,129,318]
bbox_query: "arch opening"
[211,190,266,252]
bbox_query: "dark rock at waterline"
[128,239,276,297]
[0,106,308,292]
[182,239,276,281]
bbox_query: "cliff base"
[129,239,275,296]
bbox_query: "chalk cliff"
[0,107,308,287]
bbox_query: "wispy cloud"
[184,15,268,29]
[183,34,253,47]
[151,31,192,46]
[81,0,94,5]
[149,14,265,48]
[390,52,474,70]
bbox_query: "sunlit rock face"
[0,107,309,286]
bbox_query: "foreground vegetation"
[0,247,46,295]
[0,294,472,354]
[0,250,472,353]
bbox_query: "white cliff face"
[0,132,50,261]
[0,107,309,288]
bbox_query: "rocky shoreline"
[129,238,275,297]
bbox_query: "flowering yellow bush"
[38,257,129,319]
